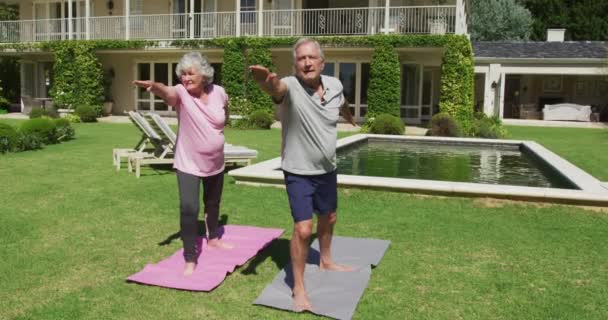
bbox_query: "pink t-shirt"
[173,84,227,177]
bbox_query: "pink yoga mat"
[127,225,284,291]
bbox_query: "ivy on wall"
[244,44,275,115]
[367,44,401,117]
[439,37,475,135]
[2,35,475,128]
[48,42,103,108]
[221,39,245,100]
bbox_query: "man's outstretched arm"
[339,98,357,127]
[248,65,288,103]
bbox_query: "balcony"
[0,6,466,43]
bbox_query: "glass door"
[271,0,294,36]
[198,0,217,38]
[172,0,203,38]
[420,70,434,121]
[401,63,422,124]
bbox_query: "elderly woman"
[134,52,232,276]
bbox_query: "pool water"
[337,140,576,189]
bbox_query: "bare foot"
[292,288,313,312]
[207,239,235,250]
[320,261,355,272]
[183,262,196,276]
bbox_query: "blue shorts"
[283,170,338,223]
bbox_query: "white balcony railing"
[0,6,460,44]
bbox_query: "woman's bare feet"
[320,261,354,272]
[292,288,313,312]
[207,238,235,250]
[183,262,196,276]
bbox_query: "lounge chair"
[112,111,166,171]
[128,112,258,178]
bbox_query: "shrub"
[369,113,404,135]
[472,112,507,139]
[359,116,375,133]
[64,113,81,123]
[428,112,461,137]
[29,107,49,119]
[248,110,274,129]
[368,45,401,117]
[228,96,252,118]
[54,118,75,141]
[0,122,18,153]
[75,105,98,122]
[16,132,43,151]
[20,118,58,144]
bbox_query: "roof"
[473,41,608,60]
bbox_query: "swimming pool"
[336,139,576,189]
[229,134,608,206]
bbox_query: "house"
[0,0,470,124]
[473,29,608,121]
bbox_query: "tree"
[522,0,608,41]
[470,0,533,41]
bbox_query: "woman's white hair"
[175,52,214,85]
[292,38,325,64]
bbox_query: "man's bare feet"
[292,288,313,312]
[183,262,196,276]
[320,261,355,272]
[207,238,235,250]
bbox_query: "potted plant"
[102,68,114,116]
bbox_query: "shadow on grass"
[158,214,229,246]
[241,238,290,276]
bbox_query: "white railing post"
[85,0,90,39]
[383,0,390,34]
[236,0,241,37]
[455,0,465,35]
[68,0,73,39]
[125,0,130,40]
[257,0,263,36]
[189,0,195,38]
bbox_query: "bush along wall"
[48,42,104,109]
[9,35,474,130]
[221,39,246,101]
[438,36,475,136]
[367,44,401,117]
[244,43,275,116]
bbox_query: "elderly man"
[249,38,356,312]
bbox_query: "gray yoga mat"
[254,236,390,320]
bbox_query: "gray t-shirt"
[279,75,344,175]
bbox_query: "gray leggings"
[176,170,224,263]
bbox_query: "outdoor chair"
[127,112,258,178]
[114,111,175,173]
[112,111,159,171]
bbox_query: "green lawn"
[506,126,608,181]
[1,121,607,320]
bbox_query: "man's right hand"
[248,65,277,84]
[248,65,287,102]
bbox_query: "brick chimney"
[547,29,566,42]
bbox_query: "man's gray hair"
[292,38,325,63]
[175,52,214,85]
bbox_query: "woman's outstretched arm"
[133,80,179,107]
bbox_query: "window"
[359,63,370,117]
[137,62,173,111]
[131,0,143,15]
[241,0,256,24]
[322,63,335,77]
